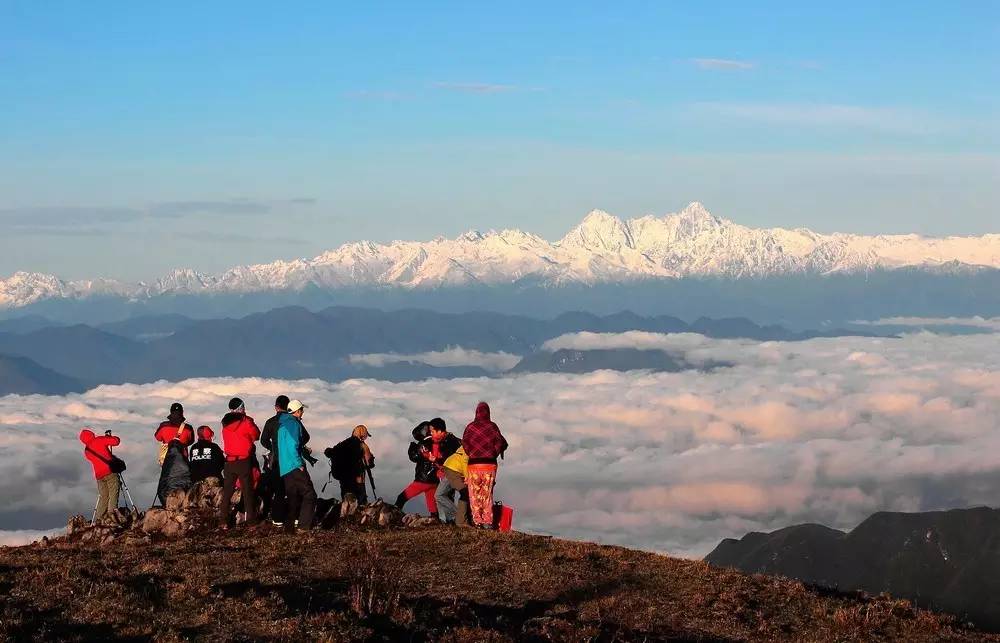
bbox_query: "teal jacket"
[277,413,305,477]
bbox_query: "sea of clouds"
[2,329,999,557]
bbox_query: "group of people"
[390,403,508,528]
[80,397,509,531]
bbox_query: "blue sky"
[1,2,997,280]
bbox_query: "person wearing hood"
[219,397,261,528]
[277,399,316,532]
[462,402,508,529]
[154,402,195,505]
[395,418,461,515]
[189,426,224,483]
[80,428,121,522]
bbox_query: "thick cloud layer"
[2,332,999,557]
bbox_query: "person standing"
[154,402,195,462]
[80,428,121,522]
[260,395,290,525]
[462,402,508,529]
[219,397,261,528]
[154,402,195,505]
[325,424,374,504]
[277,399,316,532]
[189,426,224,483]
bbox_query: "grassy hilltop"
[1,524,996,642]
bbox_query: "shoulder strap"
[86,445,112,465]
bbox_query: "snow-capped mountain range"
[2,202,999,310]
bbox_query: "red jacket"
[80,429,120,479]
[462,402,508,465]
[155,420,194,452]
[221,412,260,460]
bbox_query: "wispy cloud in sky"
[691,102,947,134]
[344,89,409,101]
[432,81,523,94]
[690,58,755,71]
[0,198,316,233]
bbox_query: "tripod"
[92,473,138,524]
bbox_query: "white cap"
[287,399,308,413]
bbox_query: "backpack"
[86,446,126,474]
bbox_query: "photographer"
[394,418,460,516]
[80,427,122,522]
[277,400,316,533]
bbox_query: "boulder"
[340,493,359,519]
[66,514,88,535]
[164,489,187,512]
[161,519,186,538]
[141,508,171,534]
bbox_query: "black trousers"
[260,466,287,523]
[220,458,257,526]
[283,468,316,532]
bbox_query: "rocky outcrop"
[59,483,436,545]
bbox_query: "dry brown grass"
[0,524,995,641]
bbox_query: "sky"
[1,2,998,280]
[2,327,999,554]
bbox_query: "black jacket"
[188,439,224,482]
[408,433,461,484]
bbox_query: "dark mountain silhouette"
[0,325,145,383]
[0,314,64,335]
[706,507,1000,631]
[0,354,86,395]
[6,268,1000,328]
[0,306,883,388]
[96,314,197,341]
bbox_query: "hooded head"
[475,402,491,423]
[168,402,185,424]
[79,428,96,445]
[411,421,431,442]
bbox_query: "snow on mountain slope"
[2,202,998,309]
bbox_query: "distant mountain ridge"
[706,507,1000,631]
[3,202,999,310]
[0,306,879,393]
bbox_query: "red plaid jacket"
[462,402,508,465]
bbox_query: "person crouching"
[219,397,261,528]
[436,445,470,526]
[395,418,461,516]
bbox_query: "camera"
[301,446,319,466]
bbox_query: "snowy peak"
[1,202,998,309]
[559,209,635,252]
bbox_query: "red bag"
[493,502,514,532]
